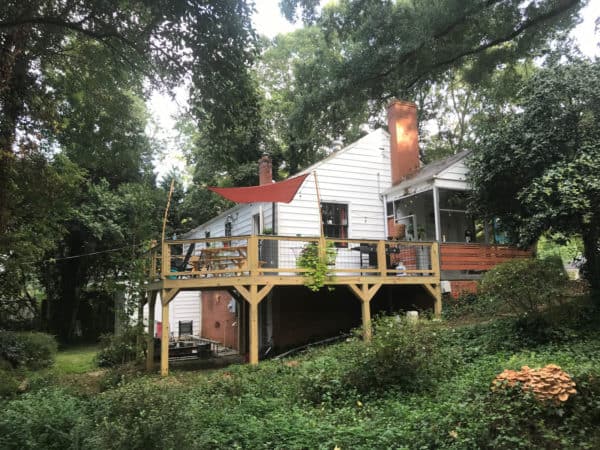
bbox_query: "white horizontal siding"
[143,291,202,337]
[169,291,201,337]
[279,129,390,240]
[437,159,468,183]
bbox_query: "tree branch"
[0,16,136,48]
[403,0,581,90]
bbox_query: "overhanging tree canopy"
[469,58,600,290]
[276,0,584,169]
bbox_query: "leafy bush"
[0,330,57,369]
[0,368,19,399]
[479,257,569,317]
[0,388,88,450]
[298,316,457,404]
[96,326,144,367]
[442,292,497,319]
[85,379,192,450]
[296,241,337,291]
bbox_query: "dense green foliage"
[479,257,569,317]
[272,0,582,166]
[0,331,57,370]
[2,302,600,448]
[0,0,259,341]
[96,327,145,368]
[469,58,600,290]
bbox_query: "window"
[224,221,232,237]
[205,231,210,247]
[321,203,348,241]
[386,201,394,217]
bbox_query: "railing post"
[431,242,440,280]
[150,249,156,279]
[161,241,170,279]
[377,240,387,277]
[319,236,327,260]
[247,235,258,277]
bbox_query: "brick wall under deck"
[201,290,239,350]
[448,280,478,298]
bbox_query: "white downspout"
[433,185,441,242]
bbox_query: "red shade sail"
[208,174,309,204]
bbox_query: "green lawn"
[54,345,99,374]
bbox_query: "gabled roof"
[295,127,389,176]
[385,150,471,195]
[183,128,388,238]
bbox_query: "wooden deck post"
[146,291,157,372]
[249,299,259,364]
[361,297,372,341]
[159,288,178,376]
[160,296,170,376]
[234,284,273,365]
[348,283,381,342]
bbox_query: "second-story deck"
[144,235,442,375]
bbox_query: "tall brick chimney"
[258,154,272,186]
[387,100,420,186]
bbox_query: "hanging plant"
[297,242,337,292]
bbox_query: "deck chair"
[172,243,196,272]
[178,320,193,337]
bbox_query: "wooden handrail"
[146,235,444,281]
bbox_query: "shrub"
[345,316,458,393]
[442,292,497,319]
[298,316,458,404]
[0,330,57,370]
[85,379,192,450]
[96,326,144,367]
[0,368,19,399]
[479,257,569,317]
[0,388,88,450]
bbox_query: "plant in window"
[297,242,336,291]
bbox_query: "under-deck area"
[144,235,442,375]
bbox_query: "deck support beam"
[428,242,442,317]
[160,288,179,377]
[422,284,442,318]
[234,284,273,365]
[146,291,157,372]
[348,283,381,341]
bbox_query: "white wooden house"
[148,100,530,358]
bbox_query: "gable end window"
[321,203,348,244]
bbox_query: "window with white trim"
[321,203,348,241]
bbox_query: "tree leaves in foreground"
[277,0,584,168]
[0,0,258,232]
[469,58,600,290]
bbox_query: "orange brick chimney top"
[258,154,273,186]
[387,100,420,186]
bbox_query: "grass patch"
[54,345,98,374]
